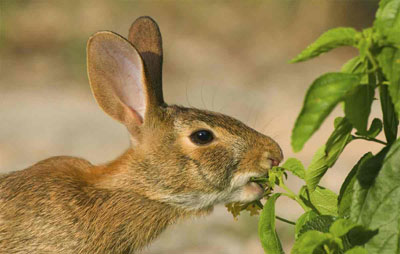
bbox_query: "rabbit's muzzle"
[228,143,283,203]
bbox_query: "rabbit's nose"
[264,138,283,164]
[260,151,282,169]
[270,158,280,167]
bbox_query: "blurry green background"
[0,1,383,253]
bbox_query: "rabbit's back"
[0,156,95,253]
[0,155,187,254]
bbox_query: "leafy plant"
[227,0,400,253]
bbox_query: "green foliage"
[291,73,360,152]
[337,153,373,217]
[344,85,374,134]
[292,230,337,254]
[295,211,318,239]
[374,0,400,44]
[253,0,400,253]
[290,27,359,63]
[258,194,284,254]
[344,247,367,254]
[329,219,358,237]
[297,215,336,236]
[299,186,338,216]
[380,84,399,143]
[352,140,400,254]
[282,158,306,179]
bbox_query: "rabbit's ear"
[128,16,164,105]
[87,31,161,130]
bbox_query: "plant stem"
[366,50,378,71]
[279,182,309,211]
[276,216,296,225]
[279,182,297,199]
[352,136,387,145]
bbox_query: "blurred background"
[0,1,384,253]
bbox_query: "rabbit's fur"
[0,17,283,254]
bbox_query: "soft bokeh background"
[0,1,384,253]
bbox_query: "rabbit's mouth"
[240,181,265,201]
[228,173,267,203]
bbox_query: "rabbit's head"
[87,17,282,211]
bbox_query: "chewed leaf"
[225,203,243,220]
[225,177,273,220]
[291,73,360,152]
[246,203,261,216]
[290,27,359,63]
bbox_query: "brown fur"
[0,17,282,253]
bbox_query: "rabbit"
[0,16,283,254]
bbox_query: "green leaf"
[306,118,352,191]
[357,39,370,60]
[379,84,399,144]
[357,146,390,188]
[342,56,362,74]
[351,139,400,254]
[291,230,332,254]
[290,27,359,63]
[282,158,306,179]
[298,214,336,237]
[341,56,368,83]
[329,219,358,237]
[344,85,374,134]
[305,146,328,192]
[362,118,383,139]
[295,211,319,239]
[389,60,400,122]
[258,194,284,254]
[300,185,338,216]
[292,73,360,152]
[344,246,367,254]
[377,47,400,122]
[374,0,400,45]
[346,226,378,247]
[325,117,353,166]
[377,47,397,81]
[310,187,338,216]
[338,153,373,217]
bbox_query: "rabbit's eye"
[190,130,214,145]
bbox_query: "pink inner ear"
[101,40,147,123]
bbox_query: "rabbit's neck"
[84,150,208,251]
[86,189,191,252]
